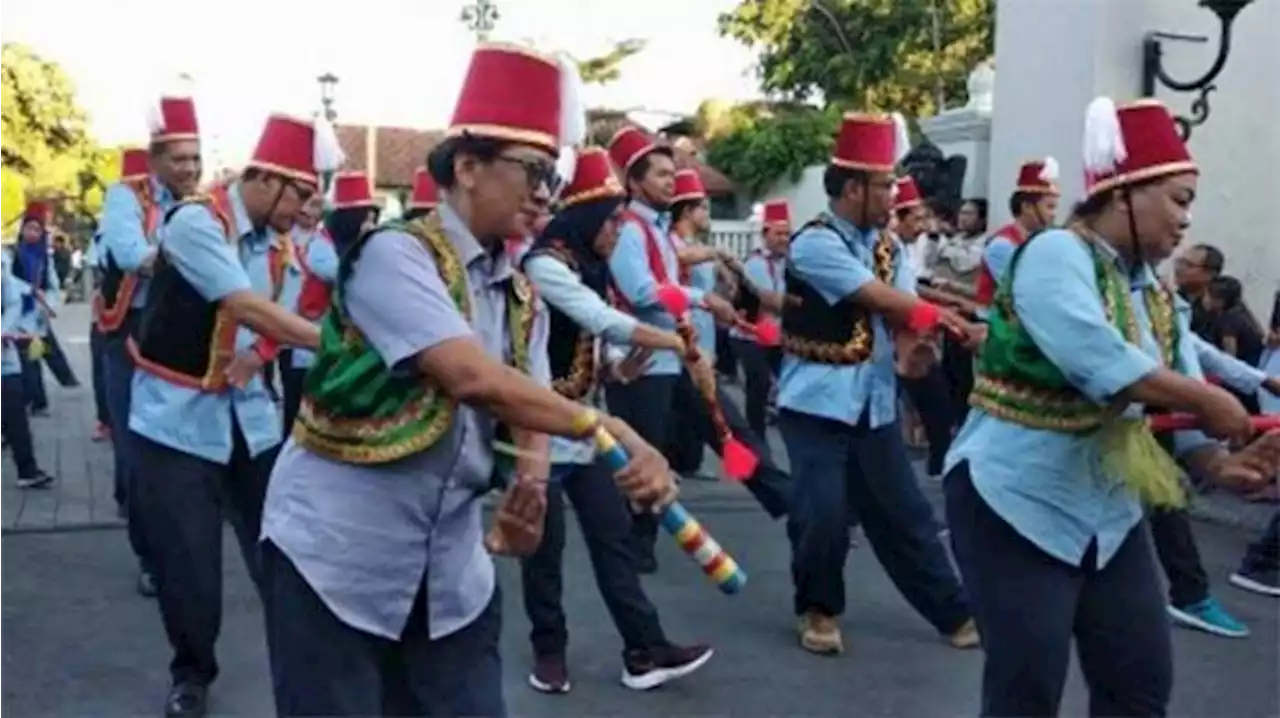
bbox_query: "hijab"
[16,217,49,313]
[527,196,624,297]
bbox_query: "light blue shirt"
[607,201,706,376]
[8,245,61,336]
[1190,331,1266,395]
[673,233,719,356]
[525,252,638,465]
[262,202,550,640]
[946,229,1215,569]
[100,177,178,309]
[284,227,339,369]
[1,254,24,376]
[730,248,786,341]
[776,207,915,428]
[129,183,282,464]
[982,235,1018,286]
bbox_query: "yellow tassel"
[27,336,47,360]
[1098,418,1187,508]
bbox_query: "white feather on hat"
[1082,97,1127,175]
[1038,156,1060,182]
[312,116,346,175]
[891,112,911,165]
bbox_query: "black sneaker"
[621,643,713,691]
[1229,567,1280,597]
[16,472,54,489]
[528,654,570,694]
[164,681,208,718]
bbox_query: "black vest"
[780,217,894,365]
[133,201,235,389]
[527,248,597,400]
[733,252,763,323]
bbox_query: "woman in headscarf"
[9,203,79,416]
[516,147,714,695]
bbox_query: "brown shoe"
[947,618,981,649]
[797,611,844,655]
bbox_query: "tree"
[2,43,114,228]
[705,103,841,195]
[576,39,647,86]
[718,0,994,118]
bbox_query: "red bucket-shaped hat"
[447,42,586,155]
[1015,156,1060,195]
[832,112,910,173]
[671,169,707,204]
[148,96,199,144]
[1083,98,1196,198]
[762,198,791,228]
[559,147,624,208]
[891,176,922,211]
[120,147,149,182]
[608,125,669,174]
[246,114,345,189]
[331,171,376,209]
[409,168,439,210]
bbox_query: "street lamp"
[460,0,500,42]
[1141,0,1256,140]
[317,72,339,123]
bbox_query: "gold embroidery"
[781,223,896,364]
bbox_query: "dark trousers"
[1149,507,1209,607]
[732,339,780,438]
[607,374,678,566]
[89,325,110,426]
[779,409,966,631]
[264,541,506,717]
[1240,511,1280,573]
[945,462,1172,717]
[714,326,737,378]
[19,330,78,410]
[1,373,39,477]
[103,323,151,570]
[278,350,306,437]
[941,336,974,422]
[900,368,955,476]
[132,425,276,686]
[521,461,667,657]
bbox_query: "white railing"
[708,220,757,257]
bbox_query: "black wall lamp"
[1141,0,1256,140]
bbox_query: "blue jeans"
[779,408,968,632]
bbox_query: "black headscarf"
[526,196,623,297]
[325,206,379,256]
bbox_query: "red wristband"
[905,301,941,333]
[253,337,280,362]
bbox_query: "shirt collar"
[225,183,259,243]
[149,176,175,205]
[437,201,515,284]
[1089,232,1158,290]
[825,202,875,245]
[627,199,670,231]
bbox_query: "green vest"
[969,232,1180,432]
[292,216,536,465]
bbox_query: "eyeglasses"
[495,155,560,192]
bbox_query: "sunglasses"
[495,155,560,192]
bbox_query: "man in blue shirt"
[776,112,981,656]
[604,126,740,572]
[127,113,333,718]
[99,107,202,600]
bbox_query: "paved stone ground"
[2,302,1279,716]
[5,302,1277,534]
[3,506,1277,717]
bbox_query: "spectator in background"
[1174,243,1225,337]
[1203,275,1266,413]
[955,198,987,239]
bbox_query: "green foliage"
[704,104,841,195]
[718,0,994,118]
[2,43,115,228]
[576,39,647,86]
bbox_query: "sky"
[3,0,766,171]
